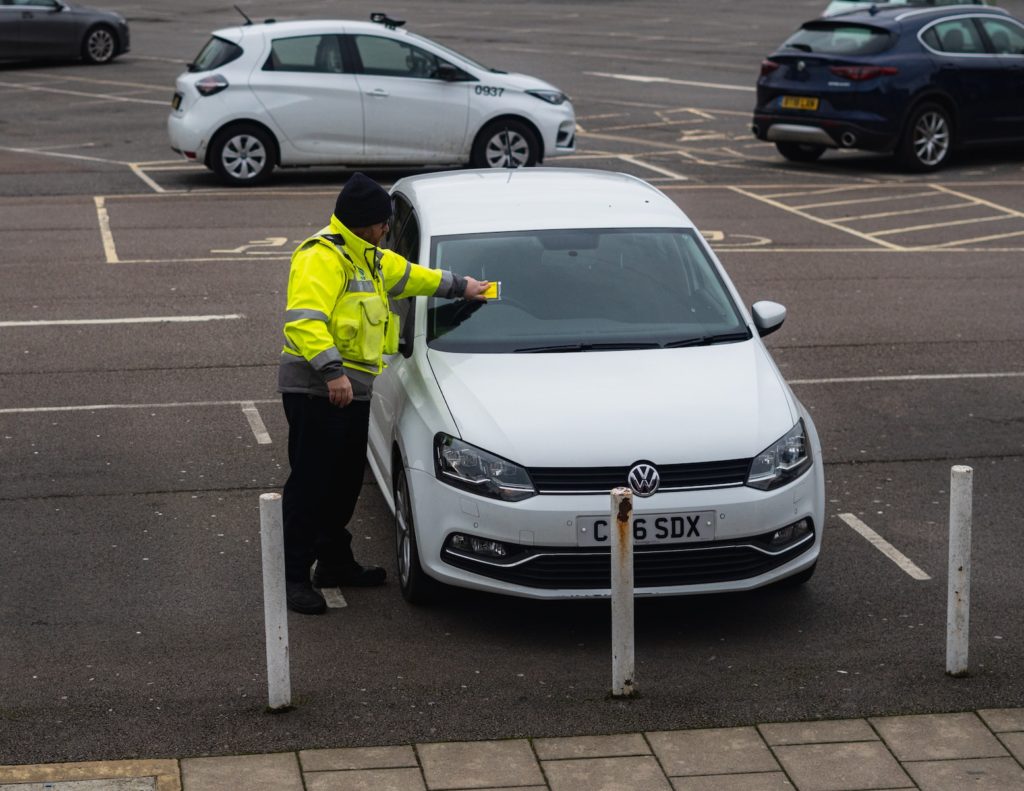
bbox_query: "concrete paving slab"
[0,761,179,791]
[870,713,1008,761]
[979,708,1024,733]
[772,742,913,791]
[1000,732,1024,763]
[542,756,672,791]
[299,746,418,772]
[532,733,649,760]
[903,756,1024,791]
[671,772,794,790]
[759,719,877,746]
[180,753,302,791]
[303,767,426,791]
[416,740,543,790]
[647,727,779,777]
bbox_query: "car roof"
[211,19,415,40]
[821,4,1011,26]
[392,169,694,237]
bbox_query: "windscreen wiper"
[513,341,660,353]
[663,331,751,348]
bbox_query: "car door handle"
[365,89,389,98]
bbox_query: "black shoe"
[313,562,387,588]
[286,581,327,614]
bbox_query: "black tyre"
[395,467,440,604]
[775,141,826,163]
[471,119,540,168]
[776,562,817,589]
[82,25,117,64]
[897,103,952,172]
[209,124,276,186]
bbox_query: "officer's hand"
[328,374,353,408]
[463,277,491,301]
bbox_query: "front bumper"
[406,463,823,599]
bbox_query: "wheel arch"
[472,114,545,164]
[900,91,959,146]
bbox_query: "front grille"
[442,529,814,590]
[528,458,751,494]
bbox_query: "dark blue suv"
[752,6,1024,170]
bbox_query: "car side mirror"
[435,62,464,82]
[751,300,786,337]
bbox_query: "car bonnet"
[426,342,798,469]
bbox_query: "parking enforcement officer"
[278,172,489,614]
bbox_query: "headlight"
[746,420,812,491]
[526,89,568,105]
[433,434,536,501]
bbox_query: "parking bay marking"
[241,401,272,445]
[839,513,931,581]
[0,314,243,328]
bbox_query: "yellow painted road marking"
[869,213,1012,238]
[842,201,975,222]
[0,759,180,790]
[728,186,905,250]
[919,228,1024,249]
[792,190,938,211]
[930,183,1024,219]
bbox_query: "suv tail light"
[760,59,780,77]
[829,65,898,81]
[195,74,229,96]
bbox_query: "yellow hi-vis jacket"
[278,215,465,399]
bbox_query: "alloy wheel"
[395,475,412,588]
[912,110,950,168]
[86,29,114,63]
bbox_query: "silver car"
[0,0,129,64]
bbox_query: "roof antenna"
[370,12,405,30]
[233,5,253,25]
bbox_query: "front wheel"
[471,119,540,168]
[82,25,117,64]
[209,124,276,186]
[775,141,826,163]
[395,467,440,604]
[897,103,952,172]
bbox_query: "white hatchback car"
[368,169,825,603]
[167,14,576,185]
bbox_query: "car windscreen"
[783,23,894,55]
[426,228,750,353]
[189,36,244,72]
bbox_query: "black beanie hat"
[334,172,393,228]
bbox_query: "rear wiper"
[789,43,813,52]
[663,331,751,348]
[513,341,660,353]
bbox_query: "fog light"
[450,534,469,551]
[470,537,507,558]
[769,518,812,547]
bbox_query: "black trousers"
[281,393,371,583]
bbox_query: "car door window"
[979,18,1024,55]
[9,0,61,6]
[931,19,985,54]
[263,34,345,73]
[388,196,421,355]
[353,34,442,78]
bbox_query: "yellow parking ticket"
[482,281,501,300]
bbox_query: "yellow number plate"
[781,95,819,111]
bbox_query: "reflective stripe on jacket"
[278,214,464,398]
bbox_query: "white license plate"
[577,511,716,547]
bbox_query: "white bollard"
[260,493,292,709]
[946,466,973,678]
[611,487,636,697]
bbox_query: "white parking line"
[93,196,119,263]
[241,402,272,445]
[0,314,243,328]
[317,588,348,609]
[0,399,276,415]
[0,80,168,106]
[585,71,755,92]
[789,372,1024,385]
[839,513,931,581]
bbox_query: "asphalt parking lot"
[1,0,1023,766]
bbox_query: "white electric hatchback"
[368,169,825,603]
[167,13,575,185]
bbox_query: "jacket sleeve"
[381,249,466,299]
[283,241,345,381]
